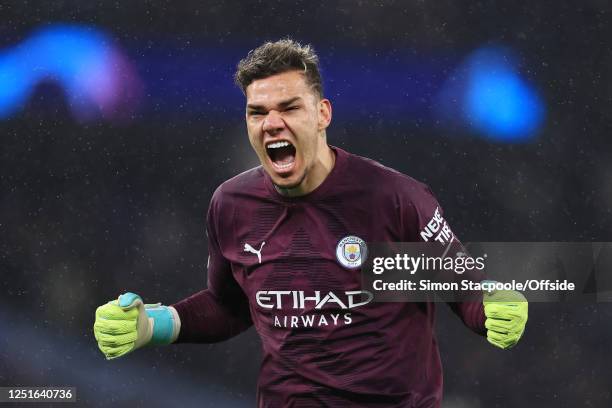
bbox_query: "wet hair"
[234,38,323,98]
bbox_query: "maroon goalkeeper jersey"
[173,146,485,407]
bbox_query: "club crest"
[336,235,367,269]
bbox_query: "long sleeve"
[447,301,486,335]
[401,181,486,335]
[172,187,253,343]
[173,288,252,343]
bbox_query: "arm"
[403,182,527,346]
[172,289,252,343]
[446,301,486,335]
[401,182,486,335]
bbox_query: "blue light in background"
[435,46,545,142]
[464,47,545,142]
[0,24,141,121]
[0,54,34,118]
[0,27,545,138]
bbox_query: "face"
[245,70,332,193]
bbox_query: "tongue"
[272,145,295,165]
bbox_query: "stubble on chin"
[273,171,308,196]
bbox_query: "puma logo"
[244,241,266,264]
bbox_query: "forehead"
[245,70,313,105]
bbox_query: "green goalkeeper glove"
[483,284,528,350]
[94,292,180,360]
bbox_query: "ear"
[317,98,332,131]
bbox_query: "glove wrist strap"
[145,305,181,345]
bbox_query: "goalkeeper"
[94,39,528,407]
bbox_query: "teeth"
[273,162,293,169]
[267,141,290,149]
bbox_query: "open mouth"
[266,140,296,171]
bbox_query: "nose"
[262,110,285,135]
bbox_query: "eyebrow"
[247,96,302,111]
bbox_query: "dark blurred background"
[1,1,611,406]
